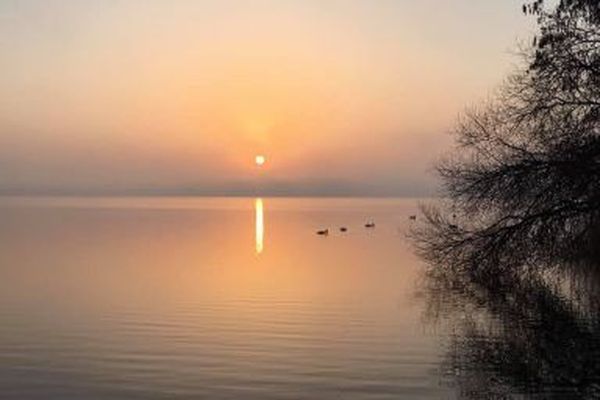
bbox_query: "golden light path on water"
[255,198,264,254]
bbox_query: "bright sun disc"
[255,155,266,166]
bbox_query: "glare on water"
[255,198,264,254]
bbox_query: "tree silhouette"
[413,3,600,397]
[413,2,600,277]
[524,1,600,25]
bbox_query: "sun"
[255,155,266,166]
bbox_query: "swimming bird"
[365,222,375,228]
[340,227,348,232]
[317,229,329,235]
[409,215,417,220]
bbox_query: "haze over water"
[0,1,533,196]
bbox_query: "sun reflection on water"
[255,198,264,254]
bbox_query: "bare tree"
[525,0,600,25]
[412,3,600,277]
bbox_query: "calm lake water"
[0,197,597,399]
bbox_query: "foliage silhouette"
[412,1,600,277]
[414,4,600,397]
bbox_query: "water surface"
[2,196,596,399]
[0,197,449,399]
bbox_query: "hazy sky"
[0,0,535,196]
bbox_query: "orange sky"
[0,1,534,195]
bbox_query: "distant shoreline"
[0,192,438,199]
